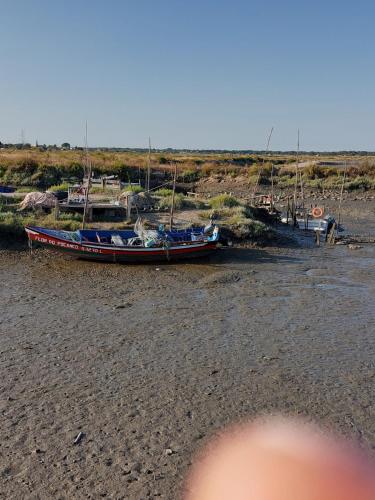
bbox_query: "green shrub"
[155,188,173,197]
[49,183,70,192]
[179,169,201,182]
[127,184,144,193]
[0,213,26,238]
[187,197,207,209]
[208,194,240,209]
[157,193,185,210]
[32,164,62,187]
[16,186,37,193]
[90,186,122,194]
[275,175,297,188]
[247,163,275,185]
[68,162,84,178]
[58,212,83,222]
[346,176,373,191]
[112,163,138,181]
[247,174,258,185]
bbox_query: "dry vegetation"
[1,148,375,191]
[1,148,375,245]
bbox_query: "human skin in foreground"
[184,417,375,500]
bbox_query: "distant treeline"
[1,142,375,155]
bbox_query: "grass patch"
[0,211,83,241]
[48,183,70,192]
[199,205,274,241]
[16,186,37,193]
[155,193,206,210]
[154,188,173,197]
[126,184,144,193]
[208,194,240,209]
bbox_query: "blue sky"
[0,0,374,150]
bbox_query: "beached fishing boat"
[25,223,220,262]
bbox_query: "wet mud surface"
[0,201,375,499]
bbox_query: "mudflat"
[1,202,374,499]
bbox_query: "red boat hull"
[25,227,218,262]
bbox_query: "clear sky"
[1,0,374,150]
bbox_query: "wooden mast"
[293,129,300,226]
[169,163,177,230]
[299,130,305,211]
[270,162,275,212]
[251,127,273,205]
[337,160,347,228]
[146,137,151,192]
[82,122,92,230]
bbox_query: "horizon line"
[1,143,375,155]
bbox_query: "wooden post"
[270,163,274,212]
[315,230,320,247]
[291,198,297,228]
[327,222,336,245]
[146,137,151,192]
[82,184,91,229]
[292,129,302,228]
[54,199,59,221]
[169,163,177,231]
[337,162,347,229]
[126,194,132,221]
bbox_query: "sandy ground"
[0,199,375,499]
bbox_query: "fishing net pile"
[18,191,57,211]
[133,217,165,247]
[119,191,155,210]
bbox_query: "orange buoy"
[312,206,324,218]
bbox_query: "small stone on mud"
[348,244,362,250]
[164,448,173,456]
[113,303,132,310]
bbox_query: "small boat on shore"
[281,214,336,234]
[25,223,220,263]
[0,185,15,194]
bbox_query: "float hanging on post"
[312,206,324,218]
